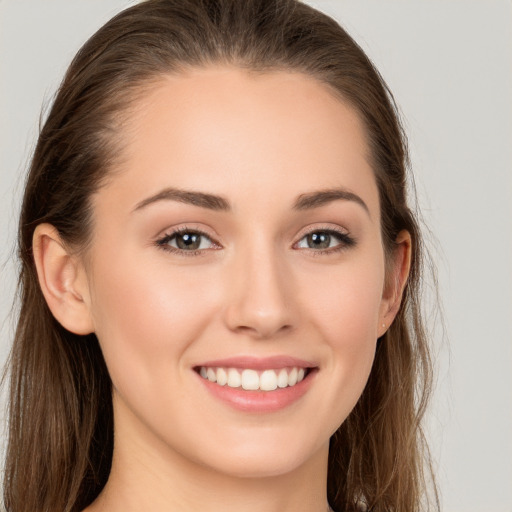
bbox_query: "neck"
[85,404,330,512]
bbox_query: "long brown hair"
[4,1,438,511]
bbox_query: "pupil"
[177,233,200,250]
[308,232,330,249]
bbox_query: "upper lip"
[194,355,317,370]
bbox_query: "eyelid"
[294,223,350,240]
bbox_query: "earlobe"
[32,223,94,335]
[378,230,412,336]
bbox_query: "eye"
[156,228,218,254]
[295,229,355,252]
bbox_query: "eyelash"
[155,226,356,257]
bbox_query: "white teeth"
[260,370,278,391]
[198,366,308,391]
[241,369,259,390]
[206,367,217,382]
[227,368,241,388]
[288,367,298,386]
[216,367,228,386]
[277,368,288,388]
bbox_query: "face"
[83,67,391,479]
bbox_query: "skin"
[33,66,410,512]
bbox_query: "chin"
[188,432,328,480]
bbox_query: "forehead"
[98,66,379,217]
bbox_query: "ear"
[32,223,94,335]
[378,230,412,337]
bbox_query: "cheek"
[301,252,385,414]
[306,254,385,345]
[87,252,217,386]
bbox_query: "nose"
[223,243,297,340]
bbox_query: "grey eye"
[158,230,216,252]
[297,230,355,250]
[306,232,332,249]
[175,232,203,250]
[297,231,343,250]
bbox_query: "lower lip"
[195,369,317,413]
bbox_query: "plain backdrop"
[1,1,511,511]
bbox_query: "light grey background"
[1,1,511,511]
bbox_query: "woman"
[4,0,438,511]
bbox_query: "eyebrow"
[132,186,369,215]
[293,189,369,214]
[133,187,230,212]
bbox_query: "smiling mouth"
[195,366,313,391]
